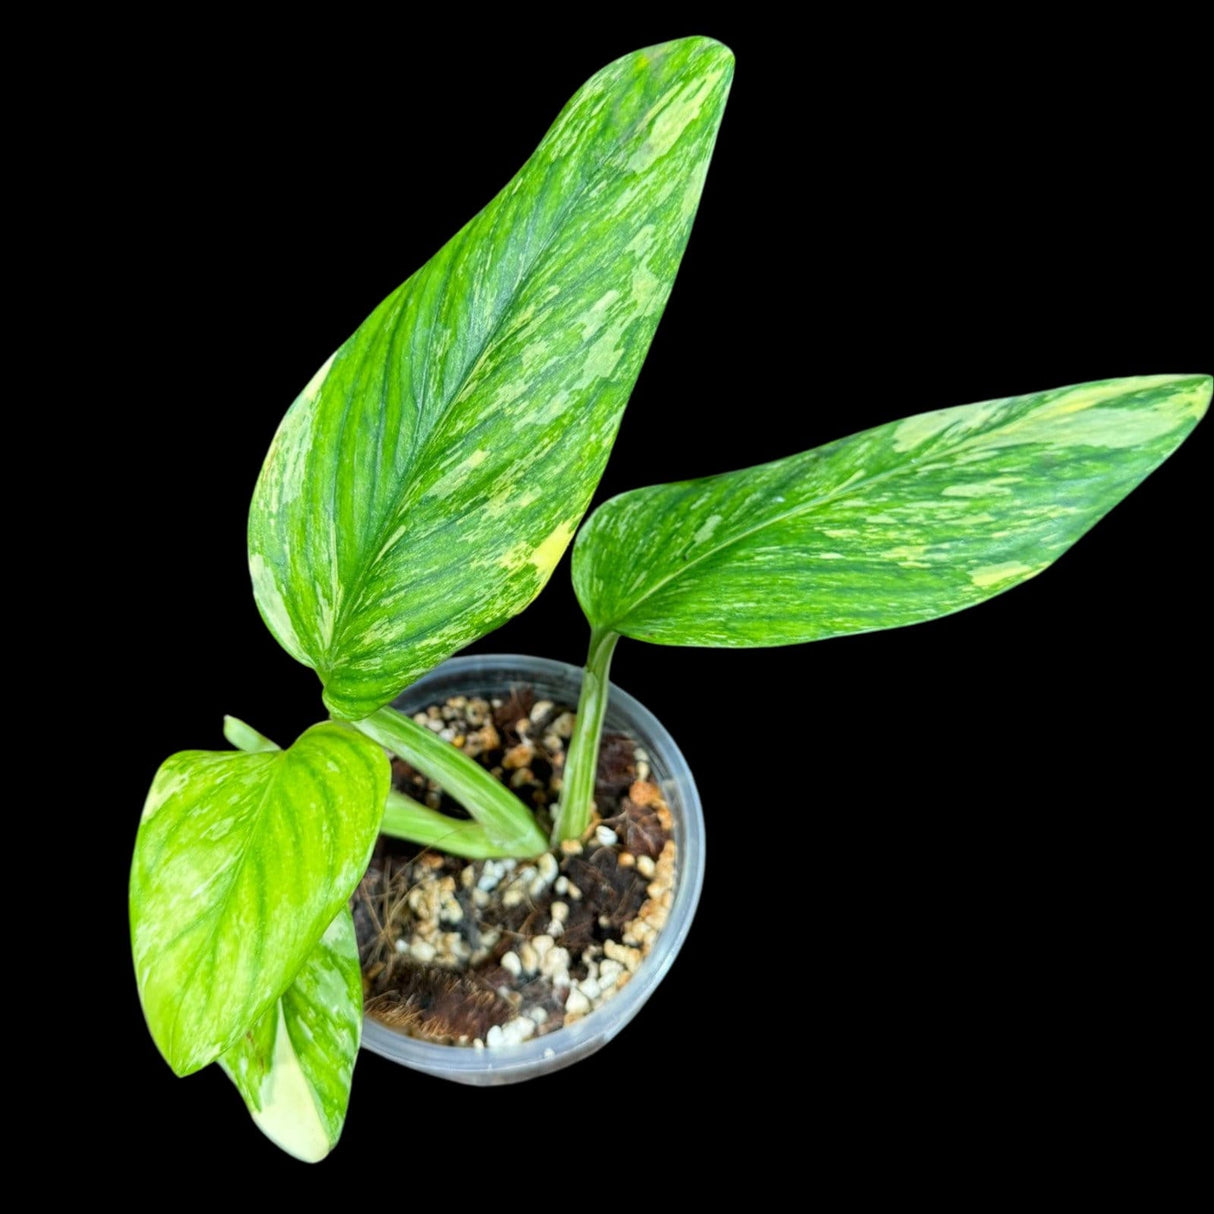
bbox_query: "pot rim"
[358,652,705,1084]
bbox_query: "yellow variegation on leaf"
[219,908,363,1164]
[249,37,735,719]
[129,721,389,1076]
[572,374,1212,644]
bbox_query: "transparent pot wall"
[359,653,705,1085]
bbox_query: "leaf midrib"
[327,68,696,662]
[596,460,876,631]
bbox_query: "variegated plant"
[553,373,1211,837]
[130,33,1210,1168]
[131,37,736,1163]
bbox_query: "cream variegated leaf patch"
[573,374,1211,644]
[218,908,363,1164]
[130,722,389,1077]
[249,37,734,719]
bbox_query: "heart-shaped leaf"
[249,37,734,719]
[219,907,362,1164]
[573,374,1211,642]
[130,721,389,1076]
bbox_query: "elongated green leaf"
[381,789,523,860]
[223,714,280,753]
[130,722,389,1076]
[573,374,1211,643]
[356,706,547,855]
[219,908,362,1164]
[249,37,733,719]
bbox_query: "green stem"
[552,627,620,845]
[381,790,523,860]
[354,706,548,858]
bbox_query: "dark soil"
[352,686,676,1047]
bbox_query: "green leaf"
[572,374,1211,643]
[248,37,733,719]
[218,908,362,1164]
[130,721,389,1077]
[223,714,280,753]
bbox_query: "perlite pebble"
[598,959,624,987]
[443,931,470,959]
[501,951,522,977]
[595,825,618,847]
[565,989,591,1019]
[603,940,641,972]
[411,940,437,963]
[539,946,570,978]
[499,1016,536,1045]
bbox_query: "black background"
[95,15,1207,1190]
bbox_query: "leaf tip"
[1195,372,1213,414]
[688,34,735,85]
[1163,371,1212,426]
[145,1000,212,1079]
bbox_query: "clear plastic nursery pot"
[359,653,705,1085]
